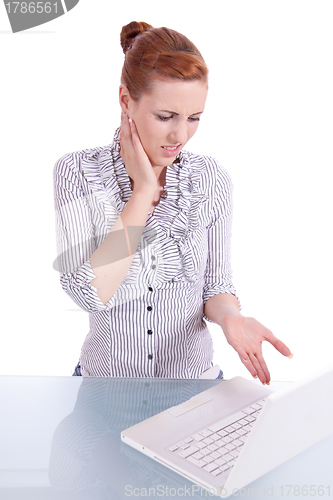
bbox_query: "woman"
[54,21,292,382]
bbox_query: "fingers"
[120,112,143,156]
[240,355,257,378]
[251,351,270,384]
[119,113,157,193]
[120,112,131,144]
[224,316,292,386]
[234,343,269,385]
[120,113,128,156]
[240,352,271,385]
[264,330,293,358]
[127,117,143,149]
[120,112,139,162]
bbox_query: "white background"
[1,0,332,381]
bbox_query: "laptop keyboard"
[167,399,266,477]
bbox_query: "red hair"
[120,21,208,101]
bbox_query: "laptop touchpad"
[168,394,213,417]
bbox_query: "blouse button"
[151,265,156,270]
[147,306,152,311]
[151,255,156,260]
[147,329,153,335]
[148,286,153,292]
[148,354,153,360]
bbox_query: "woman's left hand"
[221,314,292,385]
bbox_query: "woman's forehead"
[138,78,208,111]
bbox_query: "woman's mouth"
[161,144,182,156]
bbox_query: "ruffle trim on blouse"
[160,153,209,283]
[79,127,210,288]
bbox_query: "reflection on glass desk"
[0,376,332,499]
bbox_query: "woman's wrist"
[131,182,157,200]
[204,293,241,326]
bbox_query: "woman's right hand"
[119,112,158,194]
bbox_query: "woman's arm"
[54,113,158,312]
[89,189,154,304]
[89,113,158,305]
[204,292,293,385]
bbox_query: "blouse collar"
[111,126,186,168]
[93,127,191,209]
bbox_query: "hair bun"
[120,21,153,54]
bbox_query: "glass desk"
[0,376,332,499]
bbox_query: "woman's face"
[119,78,208,168]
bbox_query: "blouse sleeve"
[202,160,240,322]
[53,152,112,314]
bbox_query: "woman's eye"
[158,115,173,121]
[157,115,200,122]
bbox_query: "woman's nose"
[168,120,188,145]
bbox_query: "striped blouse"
[53,127,238,378]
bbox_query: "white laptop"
[121,364,333,497]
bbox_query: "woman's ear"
[119,84,132,114]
